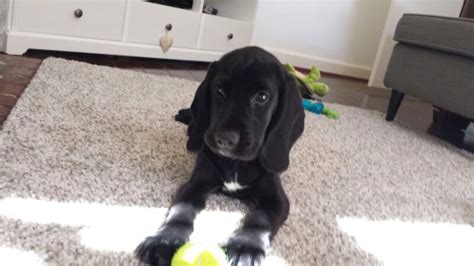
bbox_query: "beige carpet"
[0,58,473,266]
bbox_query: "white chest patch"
[223,172,247,192]
[223,181,246,192]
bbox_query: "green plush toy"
[285,63,340,119]
[285,63,329,97]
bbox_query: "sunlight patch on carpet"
[0,197,244,252]
[337,217,474,266]
[0,247,44,266]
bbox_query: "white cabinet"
[125,1,201,49]
[1,0,258,62]
[199,15,253,52]
[13,0,127,41]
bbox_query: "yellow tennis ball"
[171,242,227,266]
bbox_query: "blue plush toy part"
[302,99,340,119]
[302,99,325,114]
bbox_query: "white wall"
[369,0,464,88]
[251,0,391,79]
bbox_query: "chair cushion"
[384,44,474,119]
[394,14,474,58]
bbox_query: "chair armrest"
[394,14,474,58]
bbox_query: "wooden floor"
[0,50,433,132]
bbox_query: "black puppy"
[136,46,305,266]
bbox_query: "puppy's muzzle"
[215,130,240,151]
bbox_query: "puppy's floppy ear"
[186,61,218,151]
[259,67,305,173]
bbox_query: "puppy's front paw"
[223,232,268,266]
[135,227,188,265]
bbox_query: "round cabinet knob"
[74,9,83,18]
[165,24,173,31]
[227,33,234,40]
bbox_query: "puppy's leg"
[136,179,218,265]
[174,108,192,125]
[224,176,289,266]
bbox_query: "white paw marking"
[165,203,192,223]
[229,257,238,266]
[260,231,271,250]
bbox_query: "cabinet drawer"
[13,0,127,41]
[126,1,200,49]
[198,15,253,52]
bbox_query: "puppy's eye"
[216,87,225,97]
[255,91,269,104]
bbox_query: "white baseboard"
[5,31,224,62]
[263,46,372,80]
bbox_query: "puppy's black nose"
[215,130,240,150]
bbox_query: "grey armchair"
[384,14,474,121]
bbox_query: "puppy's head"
[187,46,304,173]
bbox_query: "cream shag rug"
[0,58,473,266]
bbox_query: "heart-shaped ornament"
[160,35,173,53]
